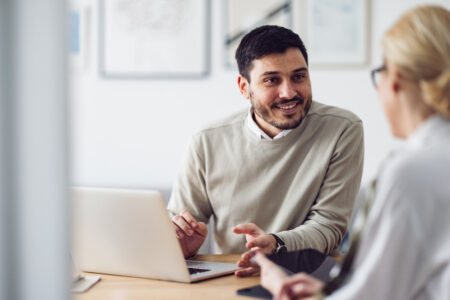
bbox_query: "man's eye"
[293,74,306,81]
[264,78,279,84]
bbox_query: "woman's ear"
[389,64,402,94]
[237,75,250,99]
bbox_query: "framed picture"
[99,0,210,79]
[69,5,90,71]
[294,0,370,67]
[224,0,292,69]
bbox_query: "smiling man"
[167,25,364,276]
[240,46,311,137]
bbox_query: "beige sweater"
[168,101,364,254]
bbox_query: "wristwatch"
[270,233,287,254]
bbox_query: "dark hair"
[235,25,308,81]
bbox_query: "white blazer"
[328,114,450,300]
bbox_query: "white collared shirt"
[328,114,450,300]
[246,109,292,140]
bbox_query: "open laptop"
[71,187,239,283]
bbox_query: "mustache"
[272,96,304,108]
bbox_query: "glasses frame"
[370,65,386,88]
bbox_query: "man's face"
[238,47,312,137]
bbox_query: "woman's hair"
[382,5,450,117]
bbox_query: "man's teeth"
[279,103,296,109]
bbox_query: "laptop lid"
[71,187,238,283]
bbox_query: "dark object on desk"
[237,285,271,299]
[236,249,337,299]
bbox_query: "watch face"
[276,245,287,253]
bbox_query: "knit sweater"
[167,101,364,254]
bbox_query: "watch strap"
[270,233,287,253]
[270,233,285,246]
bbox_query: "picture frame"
[69,5,90,71]
[293,0,371,68]
[99,0,210,79]
[223,0,293,69]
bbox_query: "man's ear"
[237,75,250,99]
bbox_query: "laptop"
[71,187,239,283]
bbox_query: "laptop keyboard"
[188,267,210,275]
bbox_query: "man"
[167,25,364,276]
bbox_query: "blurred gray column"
[0,0,69,299]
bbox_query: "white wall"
[70,0,450,195]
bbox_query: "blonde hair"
[382,5,450,118]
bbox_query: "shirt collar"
[246,108,293,140]
[407,114,450,148]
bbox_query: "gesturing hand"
[172,210,207,258]
[232,223,277,277]
[254,252,324,300]
[253,251,289,298]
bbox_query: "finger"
[286,273,324,297]
[253,251,273,267]
[234,266,260,277]
[237,253,259,268]
[236,257,252,268]
[232,223,260,235]
[275,273,323,299]
[237,260,252,268]
[280,272,320,286]
[172,223,184,239]
[195,222,208,237]
[287,282,318,298]
[172,215,195,236]
[180,210,199,230]
[245,235,270,249]
[277,287,296,300]
[239,249,259,263]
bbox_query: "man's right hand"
[171,210,207,258]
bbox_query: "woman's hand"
[254,252,324,300]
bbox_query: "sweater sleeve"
[277,121,364,254]
[167,135,213,224]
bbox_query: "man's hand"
[254,252,324,300]
[232,223,277,277]
[171,210,207,258]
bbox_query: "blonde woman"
[253,5,450,300]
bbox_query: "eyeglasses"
[370,65,386,88]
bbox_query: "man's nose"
[278,80,297,99]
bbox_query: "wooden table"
[73,254,260,300]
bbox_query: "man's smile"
[272,98,304,114]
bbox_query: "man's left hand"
[232,223,277,277]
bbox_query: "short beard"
[250,93,312,130]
